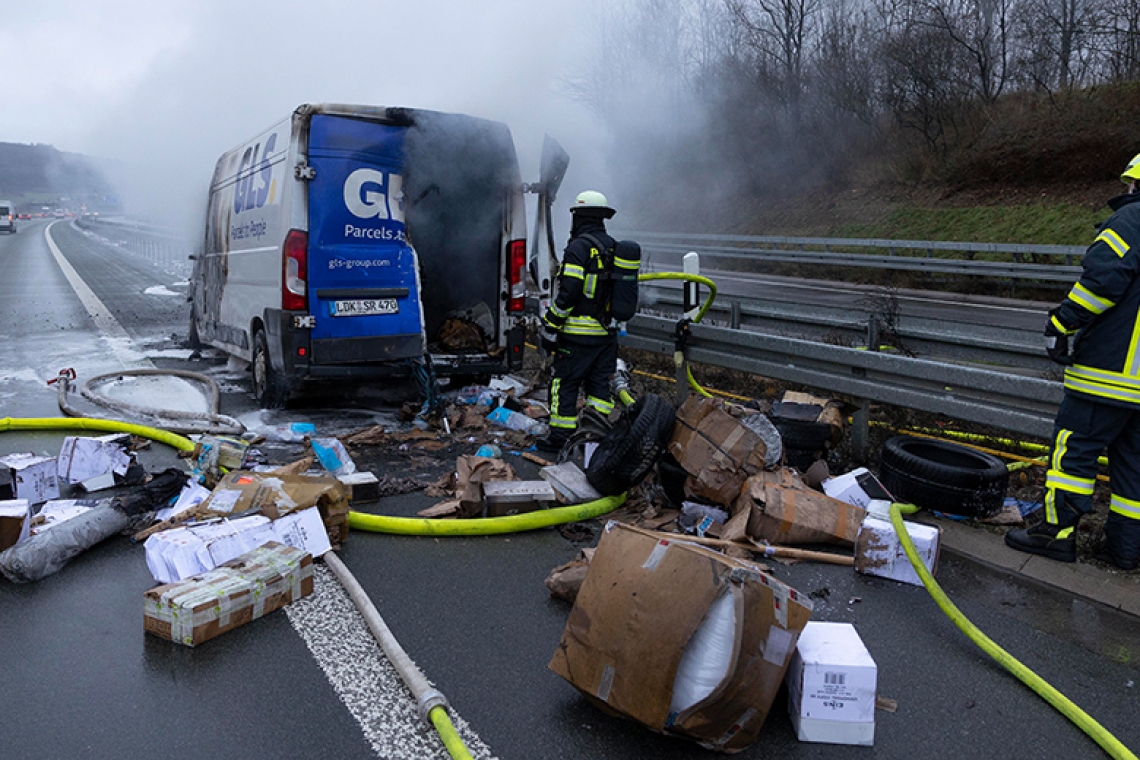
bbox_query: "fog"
[0,1,621,237]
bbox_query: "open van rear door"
[529,135,569,316]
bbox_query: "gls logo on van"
[233,133,278,215]
[344,169,405,223]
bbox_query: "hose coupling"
[417,689,449,724]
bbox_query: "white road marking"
[286,565,496,760]
[44,222,153,369]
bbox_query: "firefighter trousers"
[548,337,618,432]
[1047,392,1140,559]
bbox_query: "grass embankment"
[837,204,1105,246]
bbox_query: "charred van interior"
[403,112,516,356]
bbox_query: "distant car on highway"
[0,201,16,234]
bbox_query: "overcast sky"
[0,1,613,227]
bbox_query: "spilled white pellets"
[286,564,497,759]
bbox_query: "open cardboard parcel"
[0,499,31,551]
[56,434,132,484]
[549,522,813,752]
[786,621,877,746]
[144,505,331,584]
[729,468,866,546]
[0,454,59,505]
[144,541,313,646]
[198,470,349,545]
[822,467,894,510]
[668,396,770,506]
[855,515,940,586]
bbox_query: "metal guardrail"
[642,284,1051,371]
[618,231,1086,283]
[620,314,1062,440]
[75,216,191,272]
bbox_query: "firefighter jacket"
[542,219,623,342]
[1052,192,1140,408]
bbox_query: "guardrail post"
[729,299,741,330]
[851,401,871,462]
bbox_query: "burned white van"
[189,103,566,407]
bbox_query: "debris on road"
[540,462,602,504]
[195,470,350,546]
[311,436,357,477]
[544,547,595,603]
[727,468,866,546]
[821,467,894,510]
[786,621,878,746]
[0,499,31,550]
[855,515,941,586]
[482,480,557,517]
[0,452,60,505]
[56,433,135,487]
[144,541,313,646]
[549,521,812,752]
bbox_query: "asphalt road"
[1,221,1137,759]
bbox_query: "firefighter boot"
[1004,507,1081,563]
[1095,512,1140,570]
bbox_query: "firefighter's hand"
[539,327,560,357]
[1044,313,1074,366]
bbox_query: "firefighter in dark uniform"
[1005,154,1140,570]
[536,191,632,453]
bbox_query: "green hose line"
[349,493,627,536]
[429,706,474,760]
[889,502,1137,760]
[637,271,718,323]
[0,416,195,452]
[686,366,713,398]
[618,389,636,407]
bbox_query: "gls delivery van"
[189,103,568,407]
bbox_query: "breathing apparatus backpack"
[580,233,641,323]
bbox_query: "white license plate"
[330,298,398,316]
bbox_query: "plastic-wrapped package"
[310,437,356,477]
[669,590,738,714]
[742,413,783,468]
[486,406,547,436]
[0,502,126,583]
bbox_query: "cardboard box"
[730,468,865,546]
[549,522,813,752]
[144,541,313,646]
[540,461,602,504]
[56,434,132,484]
[481,480,557,517]
[199,470,349,545]
[786,621,877,746]
[668,396,770,506]
[0,454,60,505]
[0,499,31,551]
[855,515,940,586]
[338,471,380,504]
[822,468,893,509]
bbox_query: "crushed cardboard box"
[545,547,595,603]
[726,468,866,546]
[144,541,313,646]
[668,396,771,506]
[56,434,133,485]
[197,470,349,545]
[0,499,31,551]
[774,391,846,446]
[425,455,518,518]
[549,522,813,752]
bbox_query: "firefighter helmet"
[1121,153,1140,185]
[570,190,616,218]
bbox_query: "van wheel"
[252,329,289,408]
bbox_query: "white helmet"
[570,190,616,218]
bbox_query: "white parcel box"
[786,621,877,746]
[823,467,893,509]
[0,454,60,505]
[855,515,941,587]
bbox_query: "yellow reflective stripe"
[550,415,577,429]
[585,273,597,299]
[1063,375,1140,404]
[548,303,570,318]
[1067,282,1115,315]
[1127,309,1140,376]
[1065,365,1140,406]
[563,316,609,336]
[586,396,614,414]
[614,257,639,270]
[1049,314,1077,335]
[1095,228,1130,257]
[562,264,585,280]
[1046,430,1070,523]
[1046,468,1095,494]
[1056,526,1075,539]
[1111,494,1140,519]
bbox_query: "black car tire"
[252,328,290,409]
[586,394,676,497]
[878,435,1008,518]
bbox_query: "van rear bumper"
[311,334,424,365]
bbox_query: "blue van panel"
[307,115,423,347]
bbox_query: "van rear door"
[306,114,425,365]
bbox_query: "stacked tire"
[878,435,1008,519]
[586,394,677,497]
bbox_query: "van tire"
[878,435,1008,518]
[585,394,676,497]
[252,329,289,408]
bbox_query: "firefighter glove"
[539,327,560,356]
[1044,310,1074,366]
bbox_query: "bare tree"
[726,0,824,117]
[1014,0,1103,90]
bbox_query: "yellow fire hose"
[0,416,195,452]
[890,502,1137,759]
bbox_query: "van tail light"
[282,229,308,311]
[507,239,526,313]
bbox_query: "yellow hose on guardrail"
[890,502,1137,760]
